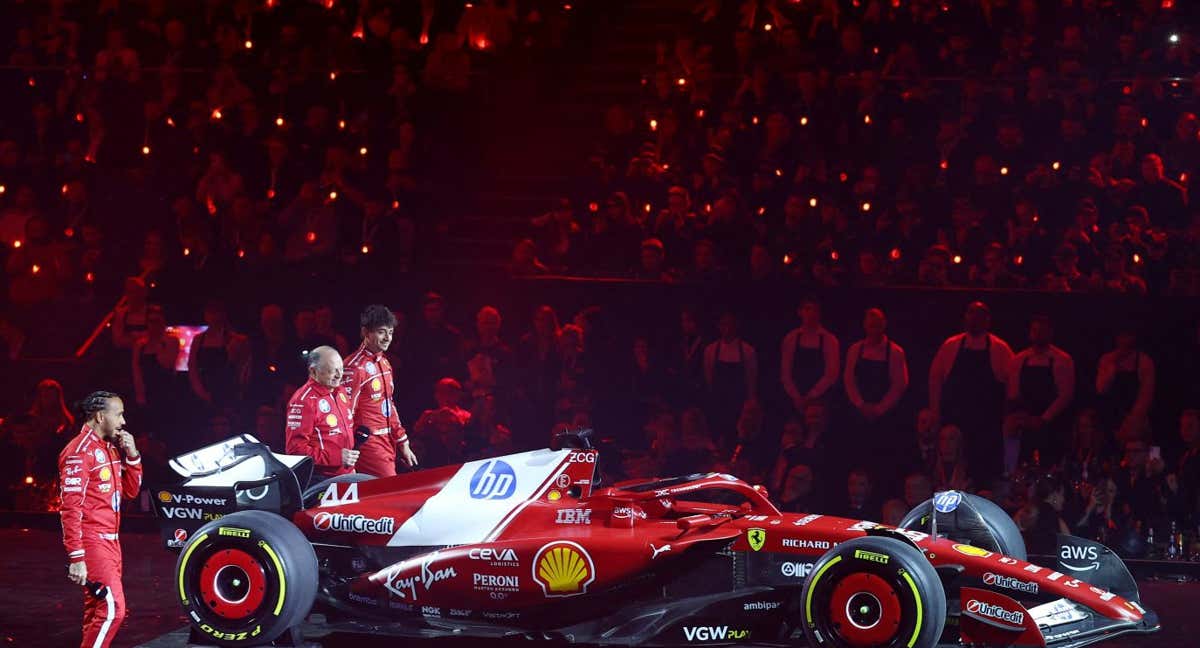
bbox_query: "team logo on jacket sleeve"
[94,449,107,463]
[533,541,594,597]
[318,399,332,413]
[366,361,378,375]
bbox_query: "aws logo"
[1059,543,1101,572]
[533,541,594,597]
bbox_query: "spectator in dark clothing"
[462,306,515,404]
[929,302,1013,485]
[631,237,676,281]
[1113,438,1168,536]
[781,300,840,413]
[903,473,933,513]
[703,312,758,447]
[247,304,293,408]
[1173,410,1200,525]
[410,292,464,399]
[671,308,706,406]
[1095,331,1155,436]
[1136,154,1188,229]
[1018,476,1070,555]
[413,378,473,468]
[832,468,880,522]
[1073,477,1121,543]
[779,463,820,513]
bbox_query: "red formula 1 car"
[154,433,1159,647]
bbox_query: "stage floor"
[2,528,1197,647]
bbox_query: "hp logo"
[469,460,516,500]
[933,491,962,514]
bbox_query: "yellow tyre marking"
[259,541,287,616]
[177,532,209,603]
[804,555,843,625]
[900,570,923,648]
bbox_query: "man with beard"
[58,391,142,648]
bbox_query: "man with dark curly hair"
[343,304,418,476]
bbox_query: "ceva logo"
[470,460,516,500]
[683,627,750,641]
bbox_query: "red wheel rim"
[198,548,268,620]
[828,572,902,647]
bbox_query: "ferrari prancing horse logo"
[748,528,766,552]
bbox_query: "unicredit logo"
[966,599,1025,625]
[983,572,1039,594]
[313,511,395,535]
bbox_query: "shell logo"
[953,543,993,558]
[533,541,595,597]
[158,491,174,503]
[99,466,111,481]
[325,414,338,427]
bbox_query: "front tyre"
[800,536,945,648]
[176,510,318,646]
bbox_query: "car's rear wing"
[151,435,313,551]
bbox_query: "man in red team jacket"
[286,345,359,479]
[342,304,418,476]
[59,391,143,648]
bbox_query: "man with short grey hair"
[285,345,359,478]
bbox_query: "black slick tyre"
[176,510,318,646]
[799,536,946,648]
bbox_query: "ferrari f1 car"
[153,433,1159,647]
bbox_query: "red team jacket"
[58,426,144,562]
[342,345,408,453]
[285,379,356,478]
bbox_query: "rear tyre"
[176,510,318,646]
[799,536,946,648]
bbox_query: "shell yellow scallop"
[533,541,595,597]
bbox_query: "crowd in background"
[516,0,1200,295]
[0,0,1199,560]
[3,289,1200,560]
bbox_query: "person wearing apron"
[1096,331,1155,439]
[781,300,840,412]
[929,302,1013,487]
[844,308,909,488]
[704,313,758,450]
[1007,316,1075,469]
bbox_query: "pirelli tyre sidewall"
[176,510,318,646]
[800,536,946,648]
